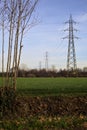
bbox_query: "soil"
[14,96,87,118]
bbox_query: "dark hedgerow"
[0,87,16,118]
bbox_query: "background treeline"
[18,68,87,77]
[0,68,87,77]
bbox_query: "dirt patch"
[14,96,87,118]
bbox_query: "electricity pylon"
[64,15,78,75]
[45,51,48,71]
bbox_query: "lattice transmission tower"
[64,15,78,72]
[45,51,48,71]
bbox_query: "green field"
[15,77,87,96]
[0,77,87,96]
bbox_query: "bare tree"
[0,0,38,90]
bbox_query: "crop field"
[0,77,87,96]
[16,77,87,96]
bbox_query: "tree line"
[0,68,87,77]
[18,68,87,77]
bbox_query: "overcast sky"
[1,0,87,70]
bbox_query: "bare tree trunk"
[2,14,5,88]
[6,15,13,87]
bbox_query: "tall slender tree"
[0,0,38,90]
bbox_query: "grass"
[16,77,87,96]
[0,116,87,130]
[0,77,87,96]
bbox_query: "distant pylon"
[45,51,48,71]
[39,61,42,70]
[64,15,78,72]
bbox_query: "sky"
[1,0,87,71]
